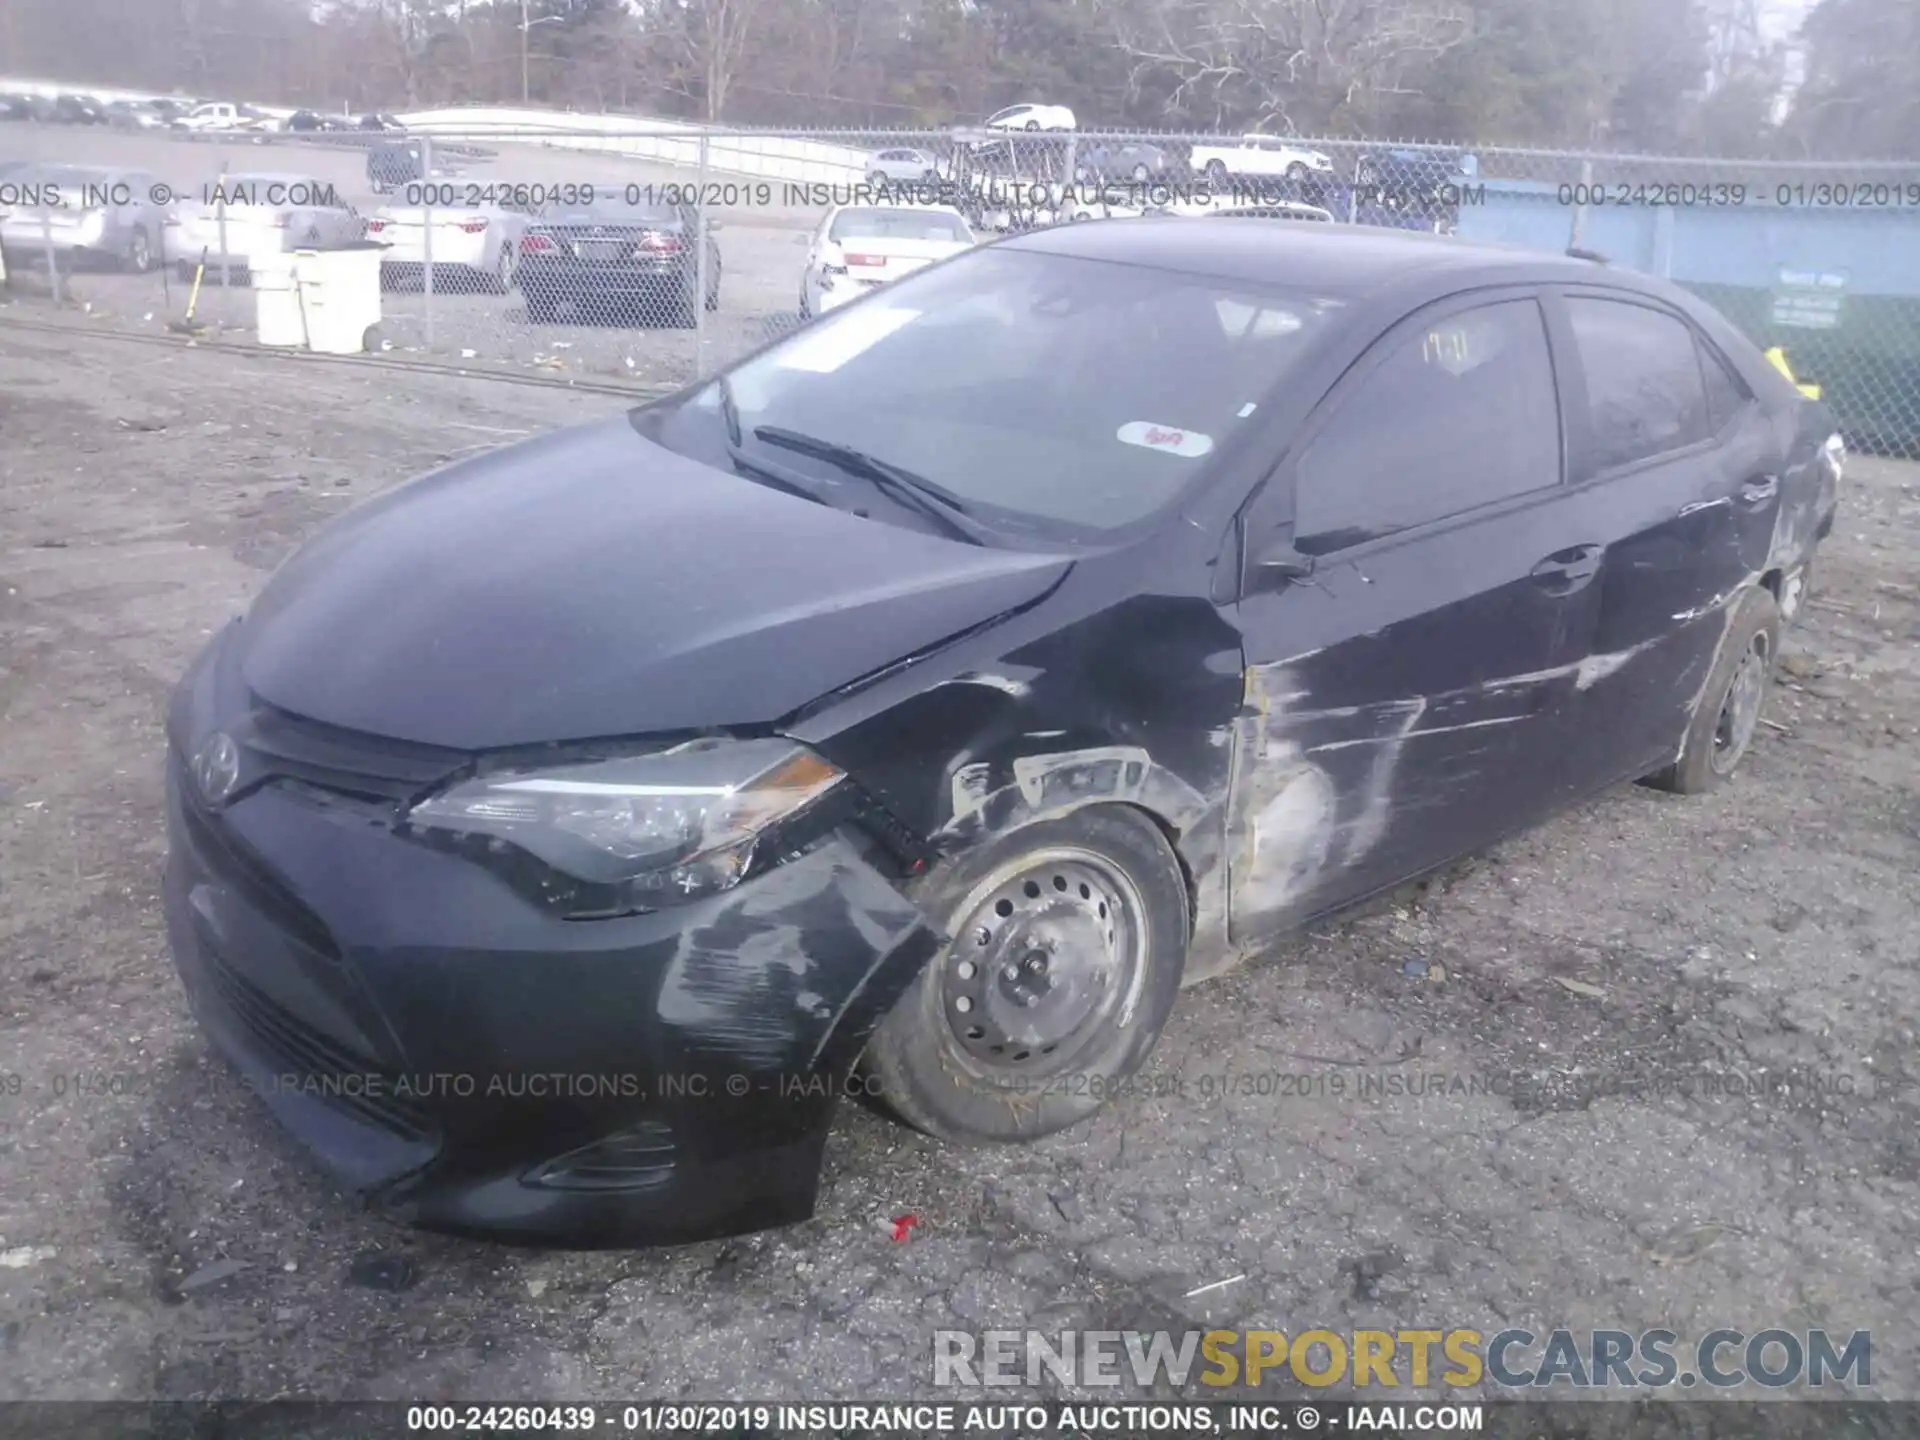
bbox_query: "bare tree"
[643,0,773,120]
[1098,0,1472,131]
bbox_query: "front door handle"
[1531,544,1604,594]
[1738,474,1780,508]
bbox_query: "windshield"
[670,246,1341,541]
[829,209,970,244]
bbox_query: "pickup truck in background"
[1186,135,1337,186]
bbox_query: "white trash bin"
[289,242,384,355]
[253,251,307,347]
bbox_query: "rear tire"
[124,228,154,273]
[861,805,1190,1144]
[1644,587,1781,794]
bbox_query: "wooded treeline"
[2,0,1914,156]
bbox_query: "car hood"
[236,417,1071,750]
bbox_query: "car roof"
[1002,218,1655,298]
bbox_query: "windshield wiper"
[751,426,996,546]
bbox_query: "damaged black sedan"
[164,221,1841,1245]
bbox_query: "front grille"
[201,943,434,1143]
[178,782,340,962]
[238,702,465,807]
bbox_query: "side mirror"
[1254,533,1316,581]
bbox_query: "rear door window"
[1566,296,1712,472]
[1294,298,1563,553]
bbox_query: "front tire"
[124,228,154,273]
[862,806,1190,1143]
[1645,587,1781,794]
[1205,159,1230,185]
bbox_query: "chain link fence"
[3,120,1918,450]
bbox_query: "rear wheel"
[1205,159,1230,186]
[1286,161,1309,181]
[862,806,1190,1143]
[1644,587,1781,794]
[124,228,154,273]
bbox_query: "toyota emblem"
[192,733,242,806]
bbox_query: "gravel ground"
[0,316,1916,1405]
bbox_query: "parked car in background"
[1188,135,1336,186]
[1161,198,1335,223]
[0,163,166,271]
[800,201,974,316]
[517,193,721,326]
[368,201,530,293]
[158,221,1840,1246]
[51,94,106,125]
[1074,142,1171,184]
[105,100,170,131]
[163,171,365,280]
[1354,147,1475,232]
[367,140,427,193]
[172,101,274,134]
[285,109,355,133]
[866,148,941,186]
[983,103,1076,132]
[1,93,60,122]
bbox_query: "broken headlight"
[405,738,844,908]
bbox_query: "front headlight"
[405,738,844,908]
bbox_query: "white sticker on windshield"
[1117,421,1214,457]
[775,305,920,373]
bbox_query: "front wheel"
[1205,159,1230,185]
[861,805,1190,1143]
[124,228,154,273]
[1644,587,1781,794]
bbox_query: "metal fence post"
[694,131,711,380]
[40,204,60,303]
[420,135,435,352]
[1569,157,1594,251]
[216,159,232,292]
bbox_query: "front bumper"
[162,624,939,1246]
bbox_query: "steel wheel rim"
[1711,631,1770,775]
[939,845,1148,1074]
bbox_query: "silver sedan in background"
[0,163,166,272]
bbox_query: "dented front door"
[1223,290,1601,949]
[1227,504,1601,947]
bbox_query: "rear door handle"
[1531,544,1604,593]
[1738,474,1780,508]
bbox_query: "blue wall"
[1455,179,1920,296]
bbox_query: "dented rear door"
[1547,289,1783,783]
